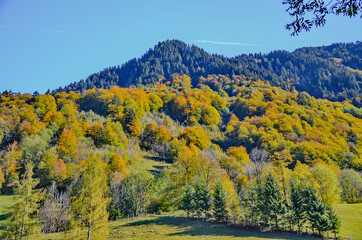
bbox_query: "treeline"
[181,173,340,237]
[0,75,361,239]
[54,40,362,106]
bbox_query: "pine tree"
[8,162,44,240]
[193,180,211,220]
[246,181,261,227]
[181,183,194,218]
[260,173,286,229]
[304,186,330,236]
[289,181,307,233]
[71,154,109,240]
[213,182,228,222]
[327,206,340,239]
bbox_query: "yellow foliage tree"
[57,129,77,160]
[34,94,57,117]
[226,146,249,163]
[1,142,23,180]
[108,153,127,181]
[179,126,210,149]
[71,154,109,240]
[0,168,4,191]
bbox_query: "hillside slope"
[54,40,362,106]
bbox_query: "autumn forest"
[0,40,361,239]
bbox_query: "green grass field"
[107,215,319,240]
[23,215,319,240]
[128,155,171,175]
[0,192,14,236]
[334,203,362,239]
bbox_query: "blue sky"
[0,0,361,93]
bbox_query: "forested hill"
[54,40,362,106]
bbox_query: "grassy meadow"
[334,203,362,239]
[0,192,14,236]
[0,159,360,239]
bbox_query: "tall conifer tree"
[181,183,194,218]
[327,207,340,239]
[304,186,330,236]
[261,173,286,229]
[290,181,307,233]
[9,162,44,240]
[193,180,211,220]
[213,182,228,222]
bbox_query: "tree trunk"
[20,223,25,240]
[298,221,301,234]
[280,168,287,201]
[20,207,26,240]
[88,221,91,240]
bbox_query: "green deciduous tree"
[120,173,153,217]
[311,164,341,204]
[339,168,362,203]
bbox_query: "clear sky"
[0,0,361,94]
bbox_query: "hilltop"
[54,40,362,106]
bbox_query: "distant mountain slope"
[54,40,362,106]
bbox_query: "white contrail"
[194,40,258,46]
[0,24,134,39]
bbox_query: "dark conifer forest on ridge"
[55,40,362,107]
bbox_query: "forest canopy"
[54,40,362,108]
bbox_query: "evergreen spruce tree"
[71,154,109,240]
[181,183,194,218]
[327,206,340,239]
[261,173,286,229]
[246,180,262,227]
[304,186,330,236]
[289,181,307,233]
[213,182,228,222]
[9,162,44,240]
[193,180,211,220]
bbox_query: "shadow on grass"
[144,156,172,164]
[148,169,161,176]
[143,156,171,175]
[119,216,318,240]
[0,214,7,221]
[0,214,9,231]
[148,165,168,176]
[0,188,14,195]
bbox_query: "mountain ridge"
[54,39,362,106]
